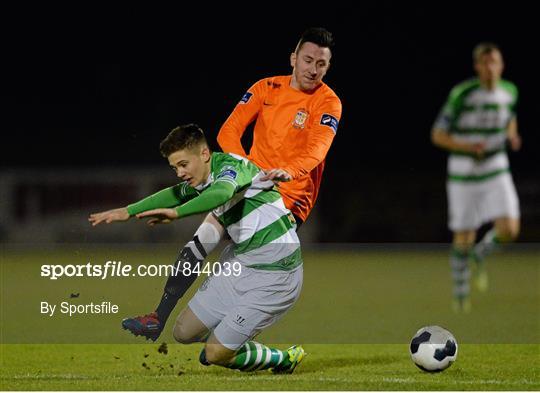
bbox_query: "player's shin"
[226,341,289,371]
[450,247,471,311]
[156,223,221,324]
[471,228,500,291]
[472,228,500,263]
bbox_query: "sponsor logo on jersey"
[320,113,339,133]
[292,108,309,129]
[239,92,253,104]
[217,169,238,180]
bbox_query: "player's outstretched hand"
[261,168,292,183]
[136,208,179,226]
[89,208,130,226]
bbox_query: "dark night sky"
[3,3,538,169]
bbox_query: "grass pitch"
[1,343,539,390]
[1,246,539,390]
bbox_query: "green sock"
[473,228,500,262]
[228,341,290,372]
[450,247,470,298]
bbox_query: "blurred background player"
[90,124,305,374]
[121,27,341,338]
[431,42,521,312]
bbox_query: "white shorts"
[188,264,303,350]
[447,172,520,231]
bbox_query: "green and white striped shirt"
[434,78,518,182]
[178,152,301,270]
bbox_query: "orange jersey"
[217,75,342,222]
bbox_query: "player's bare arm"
[136,208,179,226]
[506,117,521,151]
[431,128,486,158]
[88,207,130,226]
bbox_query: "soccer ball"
[409,325,458,372]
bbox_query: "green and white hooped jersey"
[183,152,301,270]
[433,78,518,182]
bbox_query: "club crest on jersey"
[292,108,309,129]
[239,92,253,104]
[320,113,338,133]
[287,213,297,226]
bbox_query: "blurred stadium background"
[1,4,539,244]
[1,166,539,244]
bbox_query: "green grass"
[1,246,539,389]
[1,343,539,390]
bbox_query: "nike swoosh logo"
[322,118,331,124]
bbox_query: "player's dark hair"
[295,27,334,53]
[473,42,500,63]
[160,124,208,157]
